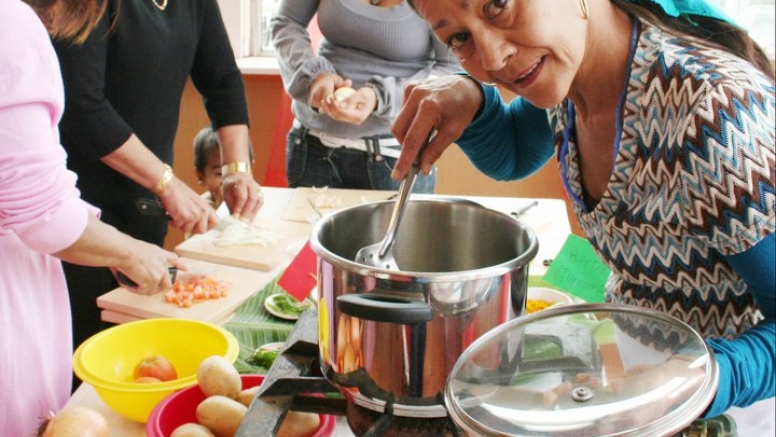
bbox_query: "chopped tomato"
[165,275,231,308]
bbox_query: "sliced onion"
[215,217,282,247]
[310,186,342,210]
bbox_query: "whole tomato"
[134,376,162,384]
[133,355,178,382]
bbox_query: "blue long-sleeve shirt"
[455,19,775,416]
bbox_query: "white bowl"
[526,287,574,314]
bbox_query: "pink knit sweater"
[0,2,95,435]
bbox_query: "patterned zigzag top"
[549,18,775,342]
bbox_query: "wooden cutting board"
[100,309,235,326]
[281,187,396,223]
[97,258,275,323]
[174,218,312,271]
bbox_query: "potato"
[171,423,217,437]
[236,385,260,407]
[276,411,321,437]
[197,355,241,399]
[333,86,356,102]
[196,395,248,437]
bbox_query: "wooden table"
[68,187,575,436]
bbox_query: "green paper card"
[542,234,610,303]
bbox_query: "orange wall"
[166,75,582,249]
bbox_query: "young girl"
[193,126,256,212]
[193,127,225,210]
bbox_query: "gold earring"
[579,0,589,19]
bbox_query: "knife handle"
[136,198,170,220]
[114,266,178,287]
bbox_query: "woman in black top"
[54,0,263,377]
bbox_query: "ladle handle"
[378,146,423,258]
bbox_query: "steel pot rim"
[309,199,539,281]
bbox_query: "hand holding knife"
[113,198,180,288]
[114,266,178,288]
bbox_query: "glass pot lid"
[445,303,718,437]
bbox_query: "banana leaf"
[224,275,297,374]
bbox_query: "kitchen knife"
[137,197,237,232]
[115,266,178,288]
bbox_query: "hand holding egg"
[321,85,377,125]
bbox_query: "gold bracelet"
[153,164,174,194]
[222,161,252,176]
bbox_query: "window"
[217,0,280,58]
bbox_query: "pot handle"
[336,293,434,324]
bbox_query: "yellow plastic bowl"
[72,318,239,423]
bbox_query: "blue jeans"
[286,127,436,193]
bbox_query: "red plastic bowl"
[147,374,336,437]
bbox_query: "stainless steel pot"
[309,199,539,418]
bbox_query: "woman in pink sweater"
[0,1,182,435]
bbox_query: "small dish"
[264,293,314,321]
[259,341,285,352]
[247,342,285,369]
[526,287,574,314]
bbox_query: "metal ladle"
[354,153,421,270]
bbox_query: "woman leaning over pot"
[0,1,183,435]
[391,0,775,426]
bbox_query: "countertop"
[69,187,775,437]
[68,187,573,436]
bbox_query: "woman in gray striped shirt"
[271,0,460,191]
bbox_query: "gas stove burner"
[236,309,465,437]
[346,402,463,437]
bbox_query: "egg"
[333,86,356,102]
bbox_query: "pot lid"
[445,303,718,437]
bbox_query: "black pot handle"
[336,293,434,324]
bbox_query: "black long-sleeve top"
[54,0,248,240]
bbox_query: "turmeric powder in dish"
[527,299,552,314]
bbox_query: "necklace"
[152,0,167,11]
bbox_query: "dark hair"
[193,127,257,172]
[193,127,221,173]
[25,0,106,44]
[612,0,774,79]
